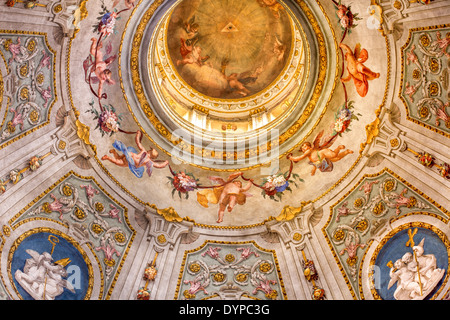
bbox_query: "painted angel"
[287,131,353,176]
[101,130,169,178]
[223,62,264,97]
[83,38,116,99]
[196,172,253,223]
[177,38,209,67]
[183,15,200,46]
[340,43,380,97]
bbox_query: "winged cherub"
[83,37,116,99]
[196,172,253,223]
[101,130,169,178]
[287,131,353,176]
[221,60,264,97]
[340,43,380,97]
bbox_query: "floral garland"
[167,160,303,202]
[84,0,133,135]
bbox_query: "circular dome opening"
[121,0,337,170]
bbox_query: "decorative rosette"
[136,288,151,300]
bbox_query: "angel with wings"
[196,172,253,223]
[340,42,380,98]
[83,37,117,99]
[222,60,264,97]
[101,130,169,178]
[287,131,353,176]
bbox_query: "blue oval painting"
[374,227,448,300]
[11,231,90,300]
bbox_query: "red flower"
[171,172,197,193]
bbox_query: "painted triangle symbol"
[221,22,239,33]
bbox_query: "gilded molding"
[121,0,336,169]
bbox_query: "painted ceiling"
[66,0,388,227]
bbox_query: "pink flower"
[337,5,348,19]
[99,110,119,133]
[201,247,221,259]
[340,15,352,29]
[171,172,198,193]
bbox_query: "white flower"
[334,118,345,133]
[272,175,287,188]
[105,117,119,132]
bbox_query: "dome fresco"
[44,0,392,227]
[165,0,294,100]
[92,0,385,226]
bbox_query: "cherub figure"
[287,131,353,176]
[340,43,380,97]
[101,130,169,178]
[196,172,253,223]
[222,62,264,97]
[177,39,209,67]
[183,15,200,46]
[226,73,251,97]
[273,36,286,62]
[83,38,116,99]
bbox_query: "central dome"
[165,0,293,100]
[121,0,337,170]
[149,0,308,135]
